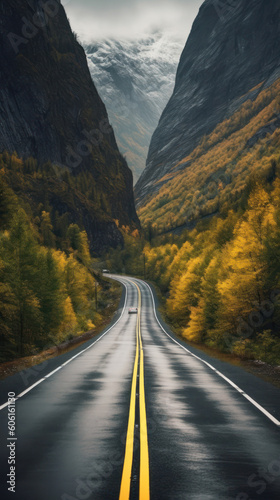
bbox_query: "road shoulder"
[148,281,280,424]
[0,283,126,406]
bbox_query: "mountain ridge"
[0,0,140,252]
[135,0,280,205]
[138,76,280,233]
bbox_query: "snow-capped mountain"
[85,33,183,183]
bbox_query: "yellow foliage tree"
[58,296,78,341]
[183,298,205,342]
[167,256,204,325]
[217,185,276,337]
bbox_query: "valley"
[0,1,280,499]
[85,33,182,182]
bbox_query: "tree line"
[106,179,280,365]
[0,154,118,362]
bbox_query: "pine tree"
[40,211,56,247]
[183,298,205,342]
[0,210,43,355]
[0,178,17,229]
[67,224,81,251]
[36,249,64,339]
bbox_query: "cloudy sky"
[62,0,203,42]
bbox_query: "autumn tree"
[216,185,276,343]
[0,210,43,355]
[0,178,17,230]
[66,224,91,265]
[35,249,64,339]
[40,211,56,247]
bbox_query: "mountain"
[85,33,182,183]
[0,0,140,253]
[135,0,280,207]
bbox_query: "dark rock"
[135,0,280,205]
[0,0,140,250]
[246,117,280,148]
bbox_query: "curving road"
[0,276,280,500]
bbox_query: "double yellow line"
[119,281,150,500]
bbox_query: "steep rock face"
[0,0,140,250]
[85,34,182,183]
[135,0,280,204]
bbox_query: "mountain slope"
[85,34,182,182]
[138,78,280,233]
[0,0,139,251]
[135,0,280,205]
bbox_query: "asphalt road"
[0,276,280,500]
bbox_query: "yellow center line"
[136,283,150,500]
[119,280,150,500]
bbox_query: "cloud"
[63,0,203,43]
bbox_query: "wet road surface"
[0,276,280,500]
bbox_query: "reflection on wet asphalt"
[0,277,279,500]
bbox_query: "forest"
[0,152,120,362]
[106,176,280,365]
[138,79,280,234]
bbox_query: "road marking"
[135,278,280,428]
[136,284,150,500]
[0,401,15,411]
[0,282,128,412]
[119,280,150,500]
[119,293,139,500]
[45,366,62,378]
[17,379,45,398]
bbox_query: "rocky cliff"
[135,0,280,204]
[0,0,140,251]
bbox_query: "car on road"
[128,307,138,314]
[102,269,110,274]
